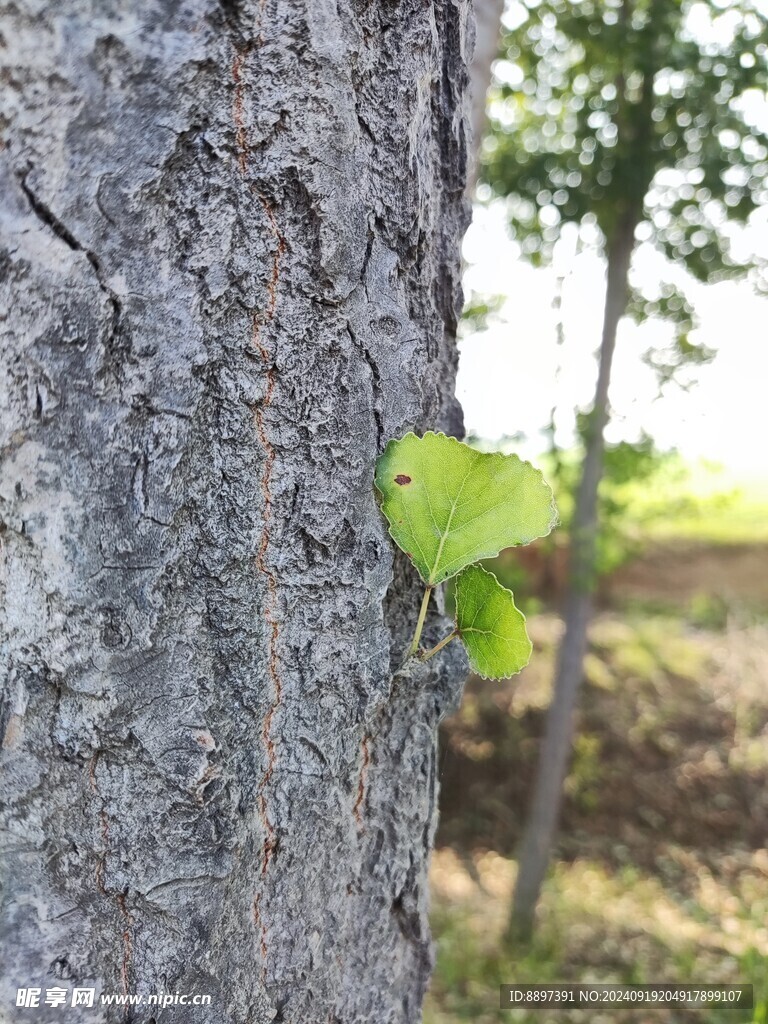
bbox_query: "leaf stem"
[409,585,433,658]
[421,629,459,663]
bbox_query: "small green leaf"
[375,432,557,585]
[455,564,532,679]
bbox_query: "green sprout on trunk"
[375,432,557,679]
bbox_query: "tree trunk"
[507,217,636,942]
[0,3,471,1021]
[467,0,504,192]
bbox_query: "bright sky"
[457,197,768,477]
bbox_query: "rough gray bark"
[0,3,471,1021]
[508,218,636,941]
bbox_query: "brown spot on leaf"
[394,475,412,485]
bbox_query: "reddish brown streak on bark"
[89,753,134,999]
[233,35,286,971]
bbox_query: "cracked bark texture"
[0,2,471,1022]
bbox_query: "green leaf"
[375,432,557,585]
[454,564,532,679]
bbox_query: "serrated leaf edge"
[374,431,559,585]
[454,563,533,681]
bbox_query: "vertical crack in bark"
[346,322,383,448]
[353,735,371,828]
[233,34,287,974]
[18,173,123,364]
[362,345,384,448]
[89,754,134,1000]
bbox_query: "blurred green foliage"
[544,430,668,575]
[482,0,768,283]
[475,0,768,506]
[625,282,716,389]
[461,291,507,334]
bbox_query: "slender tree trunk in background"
[0,3,471,1021]
[467,0,505,192]
[508,217,637,942]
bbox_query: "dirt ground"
[603,542,768,605]
[436,539,768,926]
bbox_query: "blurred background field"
[426,472,768,1023]
[432,0,768,1013]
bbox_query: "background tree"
[469,0,507,191]
[0,2,472,1019]
[479,0,768,939]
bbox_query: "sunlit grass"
[634,466,768,545]
[545,448,768,546]
[645,498,768,544]
[425,849,768,1024]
